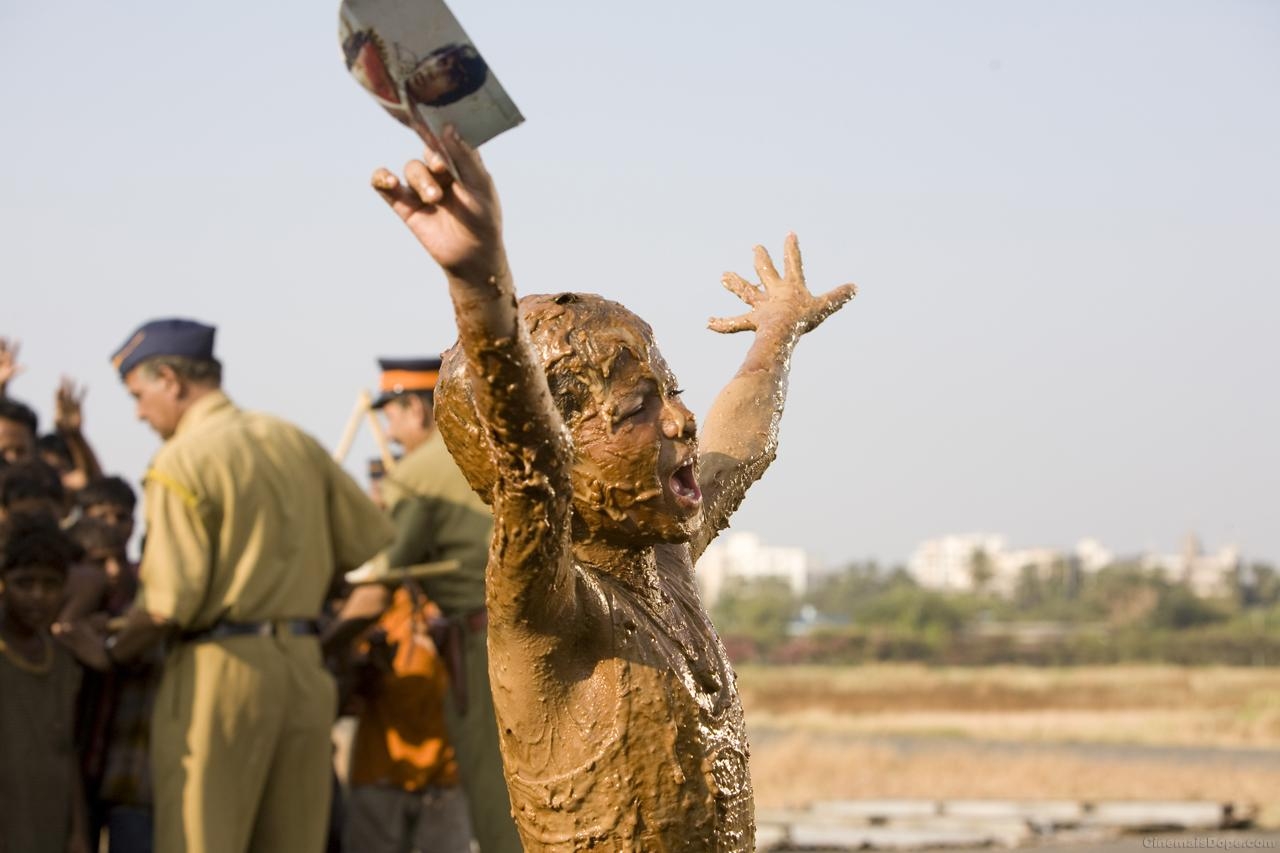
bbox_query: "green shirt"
[381,431,493,616]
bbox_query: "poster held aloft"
[339,0,523,156]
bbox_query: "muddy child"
[372,130,855,851]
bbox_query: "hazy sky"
[2,1,1277,568]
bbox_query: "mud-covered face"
[569,345,702,546]
[2,565,65,633]
[435,292,705,545]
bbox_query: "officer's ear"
[409,394,435,429]
[151,364,185,398]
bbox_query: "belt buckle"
[257,622,276,638]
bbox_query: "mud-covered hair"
[435,292,656,504]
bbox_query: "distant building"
[909,535,1098,596]
[695,532,828,607]
[909,531,1240,600]
[907,533,1007,593]
[1141,534,1241,598]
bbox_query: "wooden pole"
[332,389,371,463]
[366,400,397,473]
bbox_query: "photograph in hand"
[339,0,522,150]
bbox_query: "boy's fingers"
[721,272,761,306]
[806,283,858,330]
[753,245,781,285]
[404,160,444,204]
[707,313,755,334]
[441,125,492,192]
[371,169,428,221]
[783,232,804,283]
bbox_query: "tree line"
[710,560,1280,666]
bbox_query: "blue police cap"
[111,318,217,378]
[372,356,442,409]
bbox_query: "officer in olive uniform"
[354,357,521,853]
[102,319,395,853]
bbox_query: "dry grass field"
[739,665,1280,826]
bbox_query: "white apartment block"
[910,532,1237,599]
[907,533,1009,593]
[695,531,828,607]
[1140,535,1241,598]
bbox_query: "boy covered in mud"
[372,129,855,851]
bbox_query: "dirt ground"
[739,665,1280,827]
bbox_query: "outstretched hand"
[55,377,86,433]
[709,233,856,338]
[52,620,111,672]
[0,337,22,393]
[371,125,505,282]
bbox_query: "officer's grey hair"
[137,356,223,387]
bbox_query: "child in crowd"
[0,459,67,522]
[68,517,158,853]
[76,477,138,549]
[0,397,38,468]
[0,512,91,853]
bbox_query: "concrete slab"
[1086,801,1228,830]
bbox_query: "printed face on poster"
[339,0,523,150]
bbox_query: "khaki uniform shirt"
[380,431,492,617]
[139,391,394,628]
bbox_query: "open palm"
[710,233,856,338]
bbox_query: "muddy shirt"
[494,544,754,852]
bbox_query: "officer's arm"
[136,469,216,626]
[372,130,577,630]
[384,497,436,569]
[55,470,206,669]
[325,453,396,572]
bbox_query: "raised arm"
[371,128,576,629]
[691,234,855,560]
[0,337,22,397]
[55,378,104,490]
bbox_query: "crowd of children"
[0,337,473,853]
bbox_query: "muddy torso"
[490,545,754,852]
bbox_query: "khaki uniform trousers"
[151,634,336,853]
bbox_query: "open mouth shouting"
[668,458,702,513]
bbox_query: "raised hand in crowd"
[0,337,22,396]
[52,376,103,490]
[54,378,86,434]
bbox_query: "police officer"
[71,318,395,853]
[347,357,522,853]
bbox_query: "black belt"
[179,619,319,644]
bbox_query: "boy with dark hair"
[76,476,139,549]
[68,517,159,853]
[0,512,91,853]
[0,397,38,467]
[0,459,67,521]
